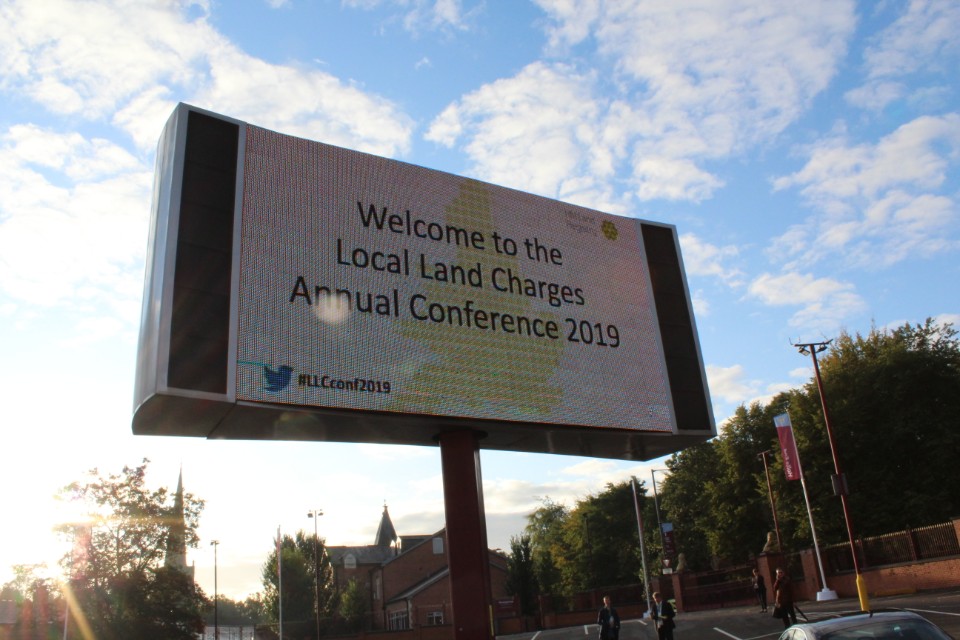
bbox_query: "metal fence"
[823,521,960,574]
[678,564,756,610]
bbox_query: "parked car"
[778,610,954,639]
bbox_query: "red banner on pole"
[774,413,802,481]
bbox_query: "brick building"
[325,506,509,630]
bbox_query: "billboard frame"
[133,103,715,461]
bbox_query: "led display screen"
[134,104,715,459]
[236,124,674,431]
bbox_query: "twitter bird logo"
[263,365,293,392]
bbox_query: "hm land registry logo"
[239,361,293,392]
[601,220,618,241]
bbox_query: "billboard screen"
[133,104,714,460]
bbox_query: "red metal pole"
[800,342,870,610]
[439,429,494,640]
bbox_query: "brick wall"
[380,534,448,605]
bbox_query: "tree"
[524,483,652,596]
[659,441,722,570]
[1,564,63,637]
[706,401,786,563]
[261,532,336,637]
[114,566,207,639]
[338,579,367,632]
[659,319,960,566]
[560,481,642,591]
[204,594,265,626]
[505,535,539,615]
[797,320,960,536]
[524,498,567,595]
[55,460,207,639]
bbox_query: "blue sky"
[0,0,957,600]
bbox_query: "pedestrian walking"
[752,568,768,612]
[652,591,676,640]
[773,567,798,628]
[597,595,620,640]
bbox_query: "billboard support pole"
[439,429,494,640]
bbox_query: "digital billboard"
[133,104,715,460]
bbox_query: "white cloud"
[789,366,810,379]
[631,155,724,203]
[690,289,710,317]
[705,364,760,405]
[0,0,414,157]
[772,114,960,268]
[0,1,212,120]
[0,0,418,329]
[679,233,743,286]
[198,43,414,157]
[847,0,960,110]
[562,459,619,478]
[342,0,475,33]
[426,62,608,201]
[748,272,866,330]
[0,125,151,317]
[935,313,960,329]
[430,0,855,204]
[844,80,905,111]
[706,366,795,414]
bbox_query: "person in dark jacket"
[652,591,676,640]
[773,567,798,628]
[597,595,620,640]
[752,568,768,612]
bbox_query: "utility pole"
[650,469,670,573]
[631,478,653,616]
[795,340,870,611]
[307,509,323,640]
[757,450,783,553]
[210,540,220,640]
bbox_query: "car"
[778,609,955,639]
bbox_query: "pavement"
[498,588,960,639]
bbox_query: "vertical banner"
[661,522,676,573]
[774,413,801,481]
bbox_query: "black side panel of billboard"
[641,224,711,432]
[168,112,239,393]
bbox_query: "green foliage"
[56,460,204,585]
[204,594,265,625]
[524,481,653,596]
[261,531,337,636]
[1,565,63,636]
[505,535,539,615]
[1,564,57,605]
[516,319,960,587]
[659,442,721,570]
[811,320,960,532]
[54,460,208,639]
[100,566,207,639]
[338,579,367,631]
[561,481,643,591]
[525,498,567,595]
[661,319,960,564]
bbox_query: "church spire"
[164,467,191,575]
[374,502,398,548]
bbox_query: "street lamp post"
[307,509,323,640]
[757,450,783,553]
[650,469,670,572]
[795,340,869,612]
[210,540,219,640]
